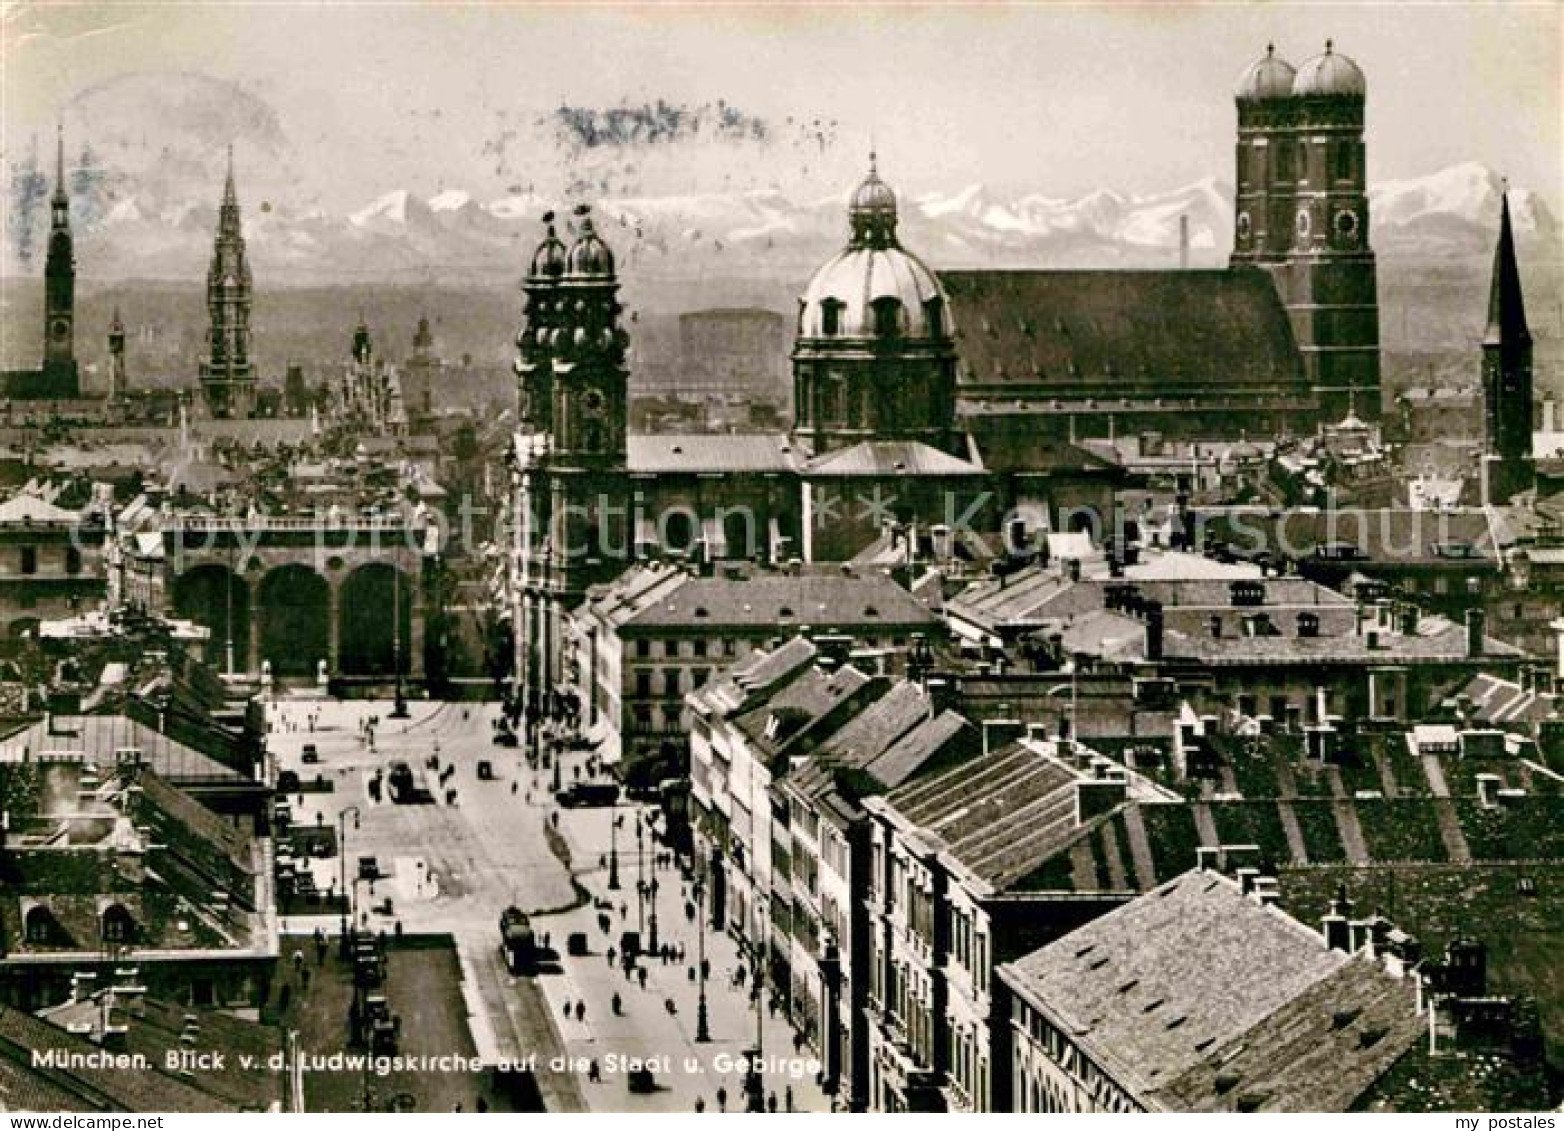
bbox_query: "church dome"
[1235,44,1297,101]
[529,215,567,279]
[1292,41,1365,98]
[798,246,951,340]
[800,158,951,341]
[565,211,615,278]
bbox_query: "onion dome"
[1293,40,1366,98]
[1235,43,1297,102]
[848,153,899,249]
[529,211,567,279]
[565,206,615,278]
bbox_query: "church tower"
[198,147,256,418]
[41,126,79,397]
[107,306,127,402]
[792,157,958,455]
[1483,191,1534,505]
[511,208,630,710]
[1232,41,1380,421]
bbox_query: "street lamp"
[694,871,710,1043]
[390,536,409,719]
[645,813,660,953]
[337,805,361,957]
[608,809,621,891]
[635,817,646,940]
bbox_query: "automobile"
[554,782,619,809]
[627,1067,656,1094]
[566,932,589,957]
[476,760,495,781]
[277,770,301,793]
[493,730,519,748]
[358,855,380,881]
[301,744,321,765]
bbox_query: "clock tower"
[41,126,79,397]
[1232,41,1380,421]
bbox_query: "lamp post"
[646,812,660,953]
[635,817,646,940]
[694,870,710,1042]
[337,805,361,957]
[608,809,621,891]
[390,536,409,719]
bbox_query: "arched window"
[24,906,53,945]
[101,904,135,945]
[1297,612,1320,638]
[872,297,903,339]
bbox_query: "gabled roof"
[885,741,1093,890]
[803,440,985,478]
[940,268,1304,398]
[627,433,800,474]
[620,573,936,631]
[1000,871,1394,1109]
[0,716,249,785]
[0,494,81,524]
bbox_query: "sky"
[2,1,1560,211]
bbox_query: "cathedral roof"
[529,216,568,280]
[565,212,615,278]
[803,440,986,478]
[939,268,1304,399]
[1292,40,1366,98]
[1235,44,1297,102]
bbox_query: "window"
[821,299,844,337]
[24,906,52,944]
[664,639,679,657]
[101,904,135,944]
[1334,143,1355,183]
[1297,612,1320,638]
[65,547,82,575]
[635,671,653,698]
[19,546,37,575]
[635,639,651,658]
[693,667,711,688]
[871,296,903,338]
[664,669,681,697]
[693,638,708,657]
[924,298,945,338]
[1277,142,1295,183]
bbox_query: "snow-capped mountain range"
[7,159,1556,284]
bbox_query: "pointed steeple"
[223,144,237,207]
[1484,189,1531,348]
[52,124,68,207]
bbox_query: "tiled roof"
[0,1006,232,1112]
[940,269,1304,399]
[1155,957,1424,1112]
[622,573,937,631]
[803,441,986,478]
[886,742,1090,889]
[0,494,81,525]
[732,665,874,758]
[627,433,801,474]
[1162,621,1525,665]
[1194,507,1504,565]
[0,716,249,785]
[1000,871,1360,1107]
[1455,673,1558,726]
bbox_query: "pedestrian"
[694,1096,706,1114]
[637,967,648,990]
[688,966,696,982]
[786,1086,794,1113]
[716,1086,727,1113]
[767,1093,778,1114]
[574,1000,585,1023]
[664,996,677,1015]
[792,1032,803,1054]
[607,946,617,967]
[611,992,622,1015]
[563,999,571,1019]
[587,1059,601,1083]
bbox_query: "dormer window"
[821,299,845,338]
[924,297,945,338]
[1298,612,1320,638]
[872,297,902,339]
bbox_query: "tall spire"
[1484,189,1531,348]
[52,124,68,206]
[223,144,237,206]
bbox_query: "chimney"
[1322,884,1354,952]
[1065,558,1081,583]
[1236,866,1261,896]
[1465,609,1485,658]
[1144,600,1164,662]
[1252,876,1281,908]
[982,718,1026,754]
[1074,767,1128,824]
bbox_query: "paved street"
[267,693,830,1113]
